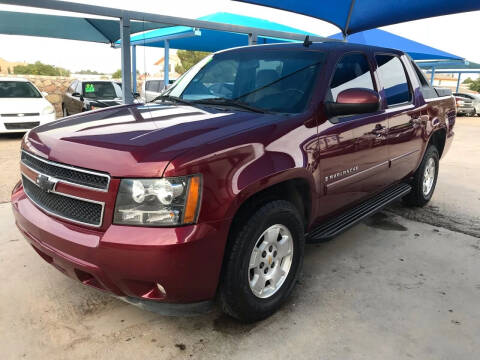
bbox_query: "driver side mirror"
[72,92,84,101]
[325,88,380,117]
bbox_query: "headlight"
[42,105,55,115]
[113,175,201,226]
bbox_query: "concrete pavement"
[1,117,479,359]
[1,202,479,359]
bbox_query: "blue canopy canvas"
[235,0,480,35]
[329,29,462,61]
[0,10,168,43]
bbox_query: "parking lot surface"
[1,117,479,359]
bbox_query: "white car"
[0,77,56,133]
[141,78,176,102]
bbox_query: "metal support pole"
[164,40,169,89]
[248,33,258,45]
[132,45,137,93]
[456,72,461,93]
[120,15,133,104]
[430,66,436,86]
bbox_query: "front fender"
[164,141,318,225]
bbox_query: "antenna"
[303,35,313,48]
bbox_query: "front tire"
[403,145,439,207]
[219,200,305,322]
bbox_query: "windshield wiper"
[150,94,193,106]
[192,98,268,114]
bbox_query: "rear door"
[318,52,390,218]
[374,54,424,182]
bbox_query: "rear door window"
[328,52,375,102]
[146,80,162,92]
[375,55,412,106]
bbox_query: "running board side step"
[307,183,412,242]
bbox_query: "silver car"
[454,92,480,116]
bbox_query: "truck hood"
[23,103,272,178]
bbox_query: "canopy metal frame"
[418,60,480,91]
[116,29,202,89]
[0,0,338,104]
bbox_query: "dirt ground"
[1,117,479,359]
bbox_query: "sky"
[0,0,479,75]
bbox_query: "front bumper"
[11,182,230,305]
[0,113,56,133]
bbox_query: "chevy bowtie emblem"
[36,174,57,193]
[18,113,25,117]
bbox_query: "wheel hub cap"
[423,157,436,196]
[248,224,294,299]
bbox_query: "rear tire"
[219,200,304,322]
[403,145,439,207]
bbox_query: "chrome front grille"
[21,151,110,191]
[20,150,110,227]
[5,122,40,130]
[22,174,104,227]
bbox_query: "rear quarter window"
[375,55,412,106]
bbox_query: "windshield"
[164,49,325,113]
[82,82,122,99]
[0,81,41,98]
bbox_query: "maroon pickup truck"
[12,42,455,322]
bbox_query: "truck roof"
[219,41,405,57]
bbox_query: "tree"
[13,61,70,76]
[468,78,480,92]
[112,69,140,79]
[175,50,210,75]
[463,77,473,84]
[77,69,105,75]
[112,69,122,79]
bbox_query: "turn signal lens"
[183,175,201,224]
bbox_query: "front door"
[317,52,390,220]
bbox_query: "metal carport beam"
[1,0,338,43]
[120,15,133,104]
[164,39,170,88]
[117,28,201,47]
